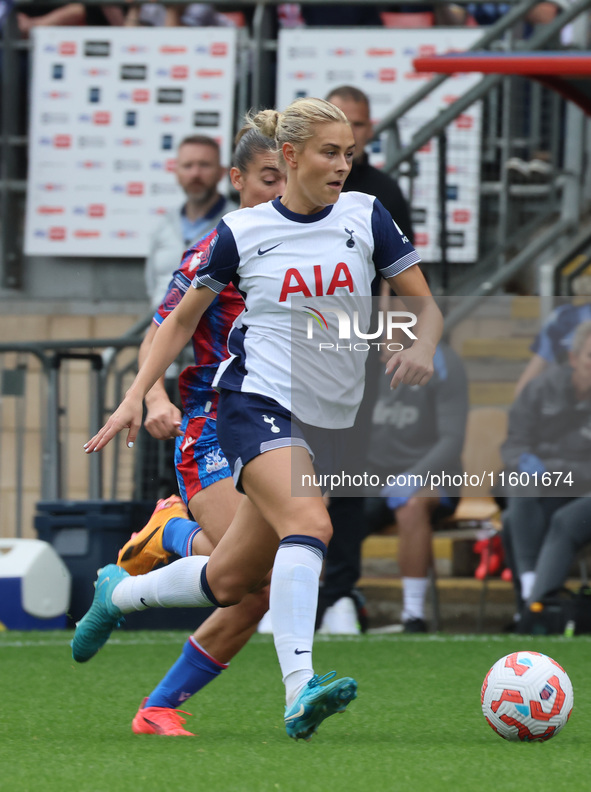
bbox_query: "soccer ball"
[481,651,573,742]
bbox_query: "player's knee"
[215,578,272,608]
[310,512,333,546]
[283,511,332,547]
[210,576,249,607]
[214,588,243,608]
[397,498,431,533]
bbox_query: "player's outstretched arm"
[139,322,183,440]
[85,285,216,452]
[385,265,443,390]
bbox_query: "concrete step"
[360,525,590,633]
[468,382,515,407]
[362,525,493,578]
[357,576,587,634]
[510,297,541,319]
[357,576,516,633]
[462,336,533,360]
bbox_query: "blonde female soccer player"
[75,98,443,741]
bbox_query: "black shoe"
[350,588,369,633]
[403,617,427,633]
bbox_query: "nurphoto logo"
[303,307,418,352]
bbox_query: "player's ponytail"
[233,125,277,173]
[243,109,282,141]
[243,98,348,152]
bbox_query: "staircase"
[358,297,536,632]
[448,295,542,408]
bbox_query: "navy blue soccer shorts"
[216,389,347,493]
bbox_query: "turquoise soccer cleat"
[71,564,128,663]
[284,671,357,741]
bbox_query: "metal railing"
[2,0,590,293]
[0,323,151,536]
[2,0,591,538]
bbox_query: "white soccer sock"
[402,577,429,622]
[112,555,215,612]
[520,571,536,602]
[270,539,324,706]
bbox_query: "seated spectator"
[127,3,236,27]
[504,496,591,612]
[300,4,383,26]
[515,301,591,396]
[461,0,572,37]
[501,320,591,621]
[364,340,468,632]
[382,3,466,26]
[277,3,304,28]
[17,2,125,36]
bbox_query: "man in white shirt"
[145,134,238,308]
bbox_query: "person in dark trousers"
[316,86,415,634]
[501,320,591,624]
[365,342,468,632]
[327,85,414,245]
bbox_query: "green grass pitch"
[0,631,588,792]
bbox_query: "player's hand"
[144,395,183,440]
[84,394,143,453]
[385,343,435,390]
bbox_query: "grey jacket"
[144,196,238,309]
[501,363,591,494]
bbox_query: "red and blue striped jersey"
[153,228,244,415]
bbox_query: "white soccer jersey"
[192,192,420,428]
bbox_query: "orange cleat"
[117,496,188,575]
[132,698,195,736]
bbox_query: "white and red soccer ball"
[481,651,573,742]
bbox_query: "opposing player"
[76,98,443,741]
[118,126,285,736]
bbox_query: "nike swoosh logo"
[140,597,149,608]
[257,243,282,256]
[284,704,305,722]
[294,649,311,655]
[119,527,161,562]
[143,717,166,734]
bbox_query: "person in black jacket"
[502,320,591,615]
[327,85,414,244]
[316,85,416,634]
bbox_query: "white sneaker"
[318,597,360,635]
[257,610,273,634]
